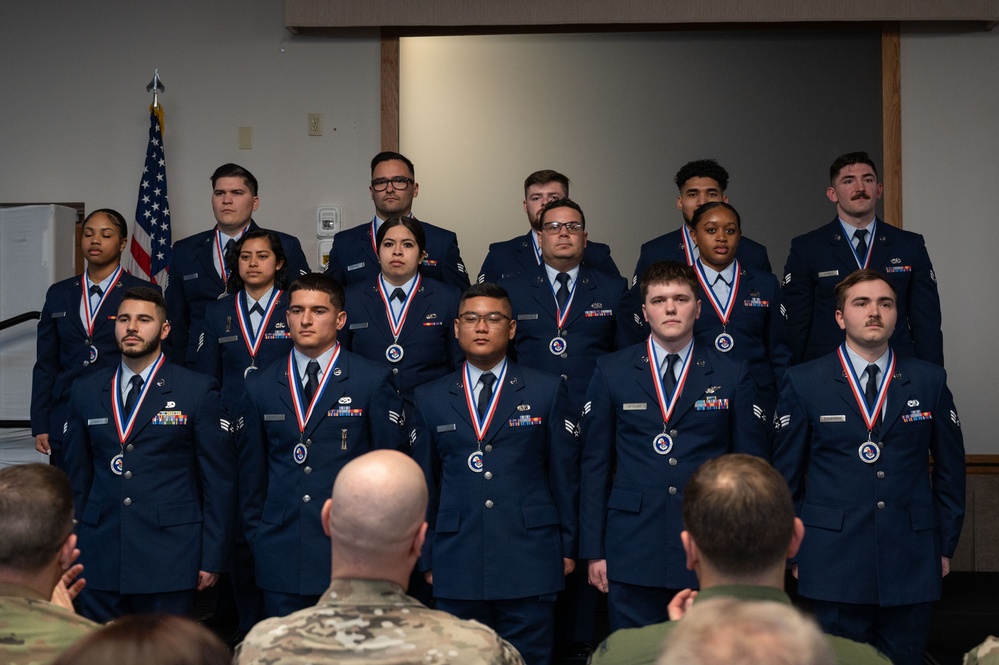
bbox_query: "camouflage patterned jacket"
[0,583,100,665]
[235,578,524,665]
[966,636,999,665]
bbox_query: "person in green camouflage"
[0,464,99,665]
[965,636,999,665]
[235,450,524,665]
[590,455,893,665]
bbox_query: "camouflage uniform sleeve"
[965,636,999,665]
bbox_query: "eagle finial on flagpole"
[146,69,166,109]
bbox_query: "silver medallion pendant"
[386,343,405,363]
[858,441,880,464]
[110,453,124,475]
[652,432,673,455]
[549,336,567,355]
[467,451,484,473]
[714,332,734,353]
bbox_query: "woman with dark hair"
[31,208,158,469]
[340,216,462,416]
[195,228,293,410]
[52,614,230,665]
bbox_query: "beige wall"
[0,1,382,271]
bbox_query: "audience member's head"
[321,450,429,589]
[0,464,76,596]
[52,613,230,665]
[657,598,835,665]
[681,454,803,586]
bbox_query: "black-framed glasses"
[457,312,511,326]
[541,221,584,235]
[371,176,415,191]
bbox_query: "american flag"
[123,105,171,287]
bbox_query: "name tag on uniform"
[436,424,457,433]
[818,270,839,279]
[52,311,67,318]
[183,272,199,281]
[517,314,539,321]
[349,322,369,330]
[623,403,647,411]
[819,415,846,422]
[218,335,239,343]
[87,418,109,425]
[347,262,365,272]
[264,414,285,421]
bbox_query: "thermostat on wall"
[317,206,342,238]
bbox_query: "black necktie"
[477,372,496,419]
[124,375,144,414]
[663,354,679,394]
[865,363,880,410]
[555,273,571,310]
[304,359,320,403]
[89,284,104,298]
[854,229,869,257]
[391,288,406,303]
[223,238,236,273]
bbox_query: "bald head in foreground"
[657,597,834,665]
[590,454,892,665]
[236,450,524,665]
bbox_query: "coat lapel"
[198,233,226,292]
[563,268,599,328]
[481,363,527,445]
[397,282,433,345]
[127,360,172,441]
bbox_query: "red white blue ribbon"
[236,289,282,359]
[550,274,578,331]
[463,360,508,442]
[837,344,895,433]
[378,274,421,341]
[288,344,341,433]
[681,224,697,266]
[81,266,123,336]
[647,337,692,424]
[215,228,247,282]
[848,221,875,269]
[693,259,741,327]
[111,353,165,444]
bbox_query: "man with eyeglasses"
[325,151,470,290]
[499,197,631,660]
[411,282,579,665]
[477,170,620,283]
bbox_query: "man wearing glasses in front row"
[411,283,580,665]
[324,151,470,291]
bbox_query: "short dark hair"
[835,268,897,311]
[524,169,570,196]
[683,454,795,578]
[288,273,345,310]
[211,163,258,196]
[690,201,741,230]
[53,614,231,665]
[83,208,128,239]
[0,464,75,573]
[674,159,729,193]
[829,152,879,183]
[376,216,427,254]
[538,197,586,228]
[121,286,167,318]
[371,151,415,178]
[225,229,289,294]
[459,282,511,311]
[640,260,700,300]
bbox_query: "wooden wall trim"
[967,455,999,475]
[881,24,903,228]
[380,32,400,152]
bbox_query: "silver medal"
[110,453,124,475]
[652,432,673,455]
[385,343,405,363]
[858,441,880,464]
[467,450,484,473]
[549,336,567,355]
[714,332,734,353]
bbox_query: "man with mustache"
[772,269,965,665]
[782,152,943,365]
[63,287,236,622]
